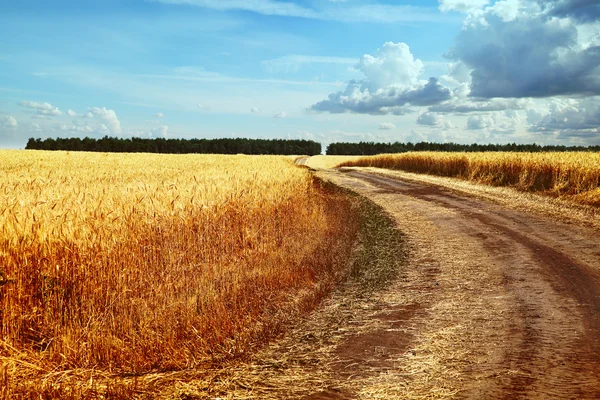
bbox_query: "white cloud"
[429,98,528,113]
[158,0,319,18]
[250,107,260,113]
[378,122,396,130]
[526,108,544,125]
[439,62,472,86]
[152,125,169,138]
[464,111,521,137]
[438,0,489,14]
[358,42,423,92]
[490,0,522,22]
[66,109,77,117]
[155,112,164,118]
[19,101,62,117]
[72,124,94,134]
[528,97,600,138]
[2,116,17,128]
[89,107,122,135]
[417,112,444,126]
[155,0,452,24]
[273,111,287,119]
[310,42,451,115]
[466,115,494,130]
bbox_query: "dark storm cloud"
[542,0,600,22]
[450,12,600,99]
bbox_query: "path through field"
[182,163,600,399]
[321,167,600,399]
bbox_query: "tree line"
[326,141,600,155]
[26,136,322,155]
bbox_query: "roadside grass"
[155,179,409,399]
[345,186,406,293]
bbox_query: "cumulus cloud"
[152,125,169,138]
[464,111,521,135]
[250,107,260,113]
[448,0,600,98]
[19,101,62,117]
[155,112,164,118]
[466,115,494,130]
[59,123,94,134]
[417,112,445,126]
[66,109,77,117]
[378,122,396,130]
[416,112,456,131]
[357,42,424,91]
[1,116,17,128]
[528,97,600,138]
[88,107,122,135]
[310,42,451,115]
[429,98,528,113]
[273,111,287,119]
[541,0,600,22]
[439,62,472,86]
[438,0,489,14]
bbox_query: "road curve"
[321,167,600,399]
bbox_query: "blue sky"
[1,0,599,149]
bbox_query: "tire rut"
[341,169,600,399]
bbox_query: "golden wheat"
[338,152,600,205]
[0,150,357,397]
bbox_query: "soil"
[168,164,600,399]
[330,168,600,399]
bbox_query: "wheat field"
[338,152,600,206]
[0,150,357,397]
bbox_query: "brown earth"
[164,164,600,399]
[327,167,600,399]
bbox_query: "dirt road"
[316,167,600,399]
[180,165,600,399]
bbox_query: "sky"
[1,0,599,149]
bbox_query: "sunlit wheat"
[0,150,357,397]
[338,152,600,205]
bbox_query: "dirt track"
[183,164,600,399]
[320,167,600,399]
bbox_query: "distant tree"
[25,136,322,155]
[325,141,600,155]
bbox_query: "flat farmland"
[0,151,358,398]
[3,151,600,399]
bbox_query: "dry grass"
[338,152,600,206]
[155,182,409,399]
[0,150,358,398]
